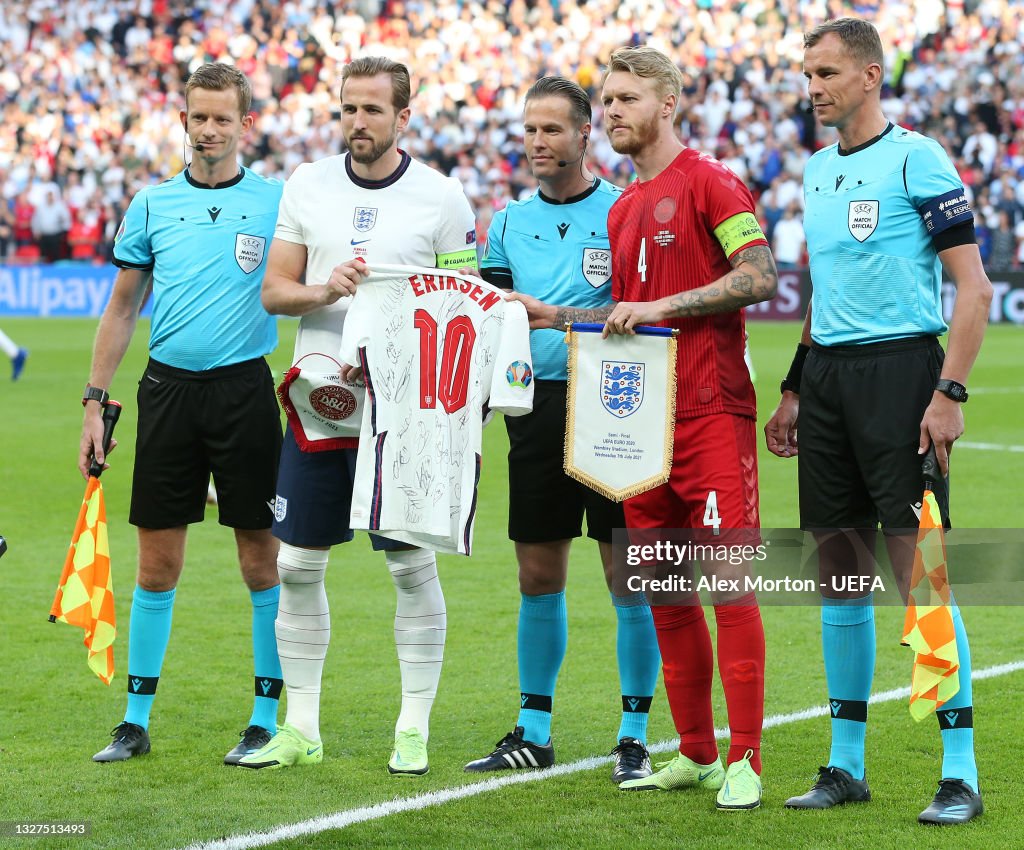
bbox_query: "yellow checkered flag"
[900,449,959,721]
[49,401,121,684]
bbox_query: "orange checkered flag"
[901,447,959,721]
[49,401,122,685]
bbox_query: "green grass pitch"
[0,317,1021,849]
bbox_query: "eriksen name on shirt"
[408,273,503,311]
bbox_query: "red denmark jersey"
[609,149,766,420]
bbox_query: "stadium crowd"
[0,0,1022,269]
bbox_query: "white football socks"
[275,543,330,742]
[386,549,447,741]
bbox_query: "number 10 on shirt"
[414,310,476,413]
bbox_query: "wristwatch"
[82,384,109,407]
[935,379,968,403]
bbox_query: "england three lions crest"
[582,248,612,288]
[235,233,266,273]
[601,360,644,418]
[353,207,378,232]
[848,200,878,242]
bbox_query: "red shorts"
[624,413,760,543]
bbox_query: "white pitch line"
[181,660,1024,850]
[968,387,1024,395]
[959,441,1024,453]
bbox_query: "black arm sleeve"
[480,266,514,291]
[931,219,976,254]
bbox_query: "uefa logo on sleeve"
[506,361,533,389]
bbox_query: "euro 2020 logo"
[506,360,533,389]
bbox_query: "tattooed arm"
[603,243,779,335]
[504,292,615,330]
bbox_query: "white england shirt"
[273,151,478,362]
[340,265,534,555]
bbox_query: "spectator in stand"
[31,189,71,263]
[0,0,1022,272]
[988,210,1017,272]
[772,202,806,270]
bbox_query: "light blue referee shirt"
[481,178,621,380]
[113,167,282,371]
[803,123,973,346]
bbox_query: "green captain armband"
[713,212,766,258]
[436,248,479,270]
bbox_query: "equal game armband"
[780,343,810,395]
[435,247,479,270]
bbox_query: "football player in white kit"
[238,57,478,775]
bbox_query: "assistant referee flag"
[901,488,960,721]
[49,401,121,684]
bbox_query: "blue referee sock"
[822,594,875,780]
[516,592,567,745]
[938,603,978,792]
[124,586,176,730]
[249,586,283,733]
[612,592,659,744]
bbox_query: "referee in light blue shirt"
[765,19,993,825]
[464,76,660,784]
[80,64,285,768]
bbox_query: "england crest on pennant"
[848,200,878,242]
[601,361,644,418]
[353,207,378,232]
[235,233,266,273]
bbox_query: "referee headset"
[557,131,590,176]
[183,131,207,167]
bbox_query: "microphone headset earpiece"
[558,132,590,168]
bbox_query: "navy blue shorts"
[271,424,405,550]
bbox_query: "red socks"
[653,593,765,773]
[715,593,764,773]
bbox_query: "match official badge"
[235,233,266,273]
[353,207,378,232]
[601,361,644,418]
[848,200,878,242]
[582,248,612,288]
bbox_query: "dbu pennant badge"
[601,361,644,418]
[353,207,378,232]
[235,233,266,273]
[848,200,878,242]
[582,248,612,288]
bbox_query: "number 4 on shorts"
[703,490,721,536]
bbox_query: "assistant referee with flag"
[764,18,993,824]
[79,64,284,766]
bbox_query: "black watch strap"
[82,384,109,407]
[935,379,968,403]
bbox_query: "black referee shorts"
[505,380,625,543]
[798,336,948,531]
[130,357,282,530]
